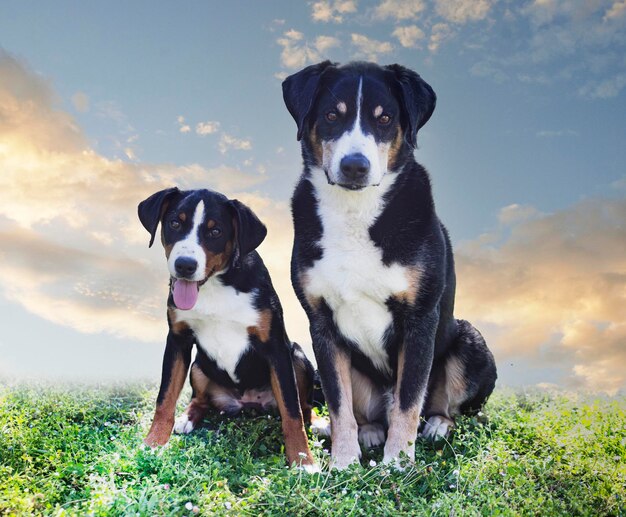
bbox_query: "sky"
[0,0,624,394]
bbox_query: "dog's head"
[283,61,436,190]
[138,188,266,310]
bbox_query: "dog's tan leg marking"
[270,368,318,472]
[174,364,212,435]
[329,350,361,469]
[144,354,188,447]
[383,348,420,466]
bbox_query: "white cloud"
[462,1,626,97]
[176,115,191,133]
[456,197,626,395]
[392,25,425,48]
[124,147,137,160]
[195,120,220,135]
[351,33,394,61]
[497,204,541,225]
[579,73,626,99]
[604,0,626,21]
[277,30,340,69]
[315,35,341,53]
[0,51,266,347]
[435,0,493,24]
[218,133,252,153]
[373,0,425,21]
[312,0,357,23]
[428,23,454,52]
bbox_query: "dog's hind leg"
[421,319,497,440]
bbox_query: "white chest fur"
[174,276,259,383]
[306,170,408,374]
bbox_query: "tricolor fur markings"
[138,188,319,472]
[283,61,498,469]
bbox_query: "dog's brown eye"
[326,111,338,122]
[169,220,181,230]
[209,228,222,238]
[378,114,392,125]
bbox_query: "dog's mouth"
[337,183,366,191]
[170,274,210,310]
[324,169,372,191]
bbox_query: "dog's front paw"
[358,423,385,448]
[331,442,362,470]
[297,461,322,474]
[173,413,195,435]
[382,439,414,470]
[310,413,331,437]
[144,417,174,447]
[144,433,168,447]
[420,415,453,441]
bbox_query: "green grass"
[0,384,624,516]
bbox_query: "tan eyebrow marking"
[374,105,383,118]
[337,101,347,114]
[178,212,187,221]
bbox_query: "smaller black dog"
[138,187,318,471]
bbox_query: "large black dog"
[138,187,318,471]
[282,61,497,468]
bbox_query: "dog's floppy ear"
[138,187,180,248]
[282,60,336,141]
[385,64,436,149]
[228,199,267,268]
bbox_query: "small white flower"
[104,421,111,427]
[341,489,347,495]
[299,452,307,458]
[224,502,232,509]
[185,502,193,510]
[369,459,377,467]
[452,469,460,477]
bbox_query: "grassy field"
[0,384,624,516]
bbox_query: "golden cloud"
[456,198,626,394]
[0,50,292,351]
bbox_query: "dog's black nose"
[174,257,198,278]
[340,153,370,181]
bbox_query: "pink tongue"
[172,279,199,310]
